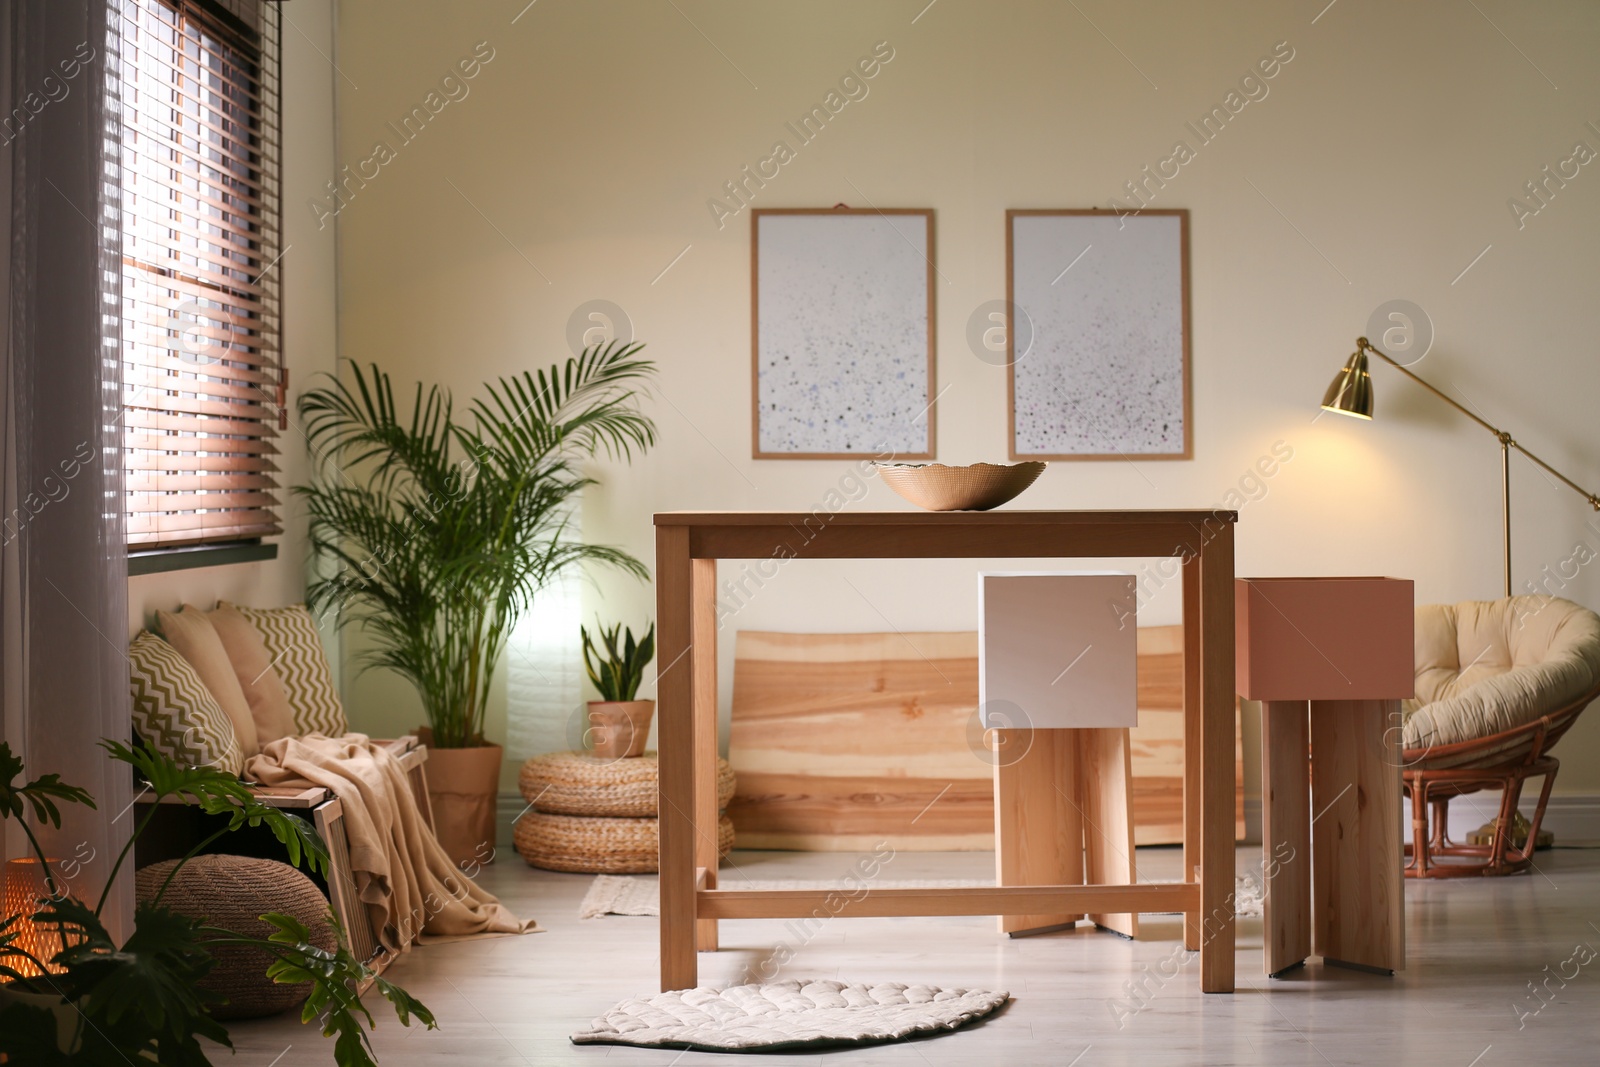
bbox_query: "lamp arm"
[1358,338,1504,438]
[1508,441,1600,511]
[1358,337,1600,512]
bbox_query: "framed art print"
[752,208,935,459]
[1006,209,1191,460]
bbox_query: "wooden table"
[1237,577,1412,977]
[655,509,1240,994]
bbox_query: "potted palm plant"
[581,621,656,759]
[298,341,656,866]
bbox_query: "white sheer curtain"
[0,0,133,939]
[505,515,586,767]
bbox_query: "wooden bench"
[137,737,432,977]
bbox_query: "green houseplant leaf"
[580,621,656,702]
[0,740,433,1065]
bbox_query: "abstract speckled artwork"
[1009,211,1189,459]
[753,210,934,457]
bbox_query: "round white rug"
[571,979,1010,1052]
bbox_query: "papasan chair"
[1401,595,1600,877]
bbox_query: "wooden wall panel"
[728,628,1245,850]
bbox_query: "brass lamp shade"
[1321,348,1373,419]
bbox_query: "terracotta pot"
[416,736,502,869]
[585,700,655,759]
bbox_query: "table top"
[655,509,1239,526]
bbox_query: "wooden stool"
[981,572,1140,938]
[1237,577,1413,976]
[993,727,1137,937]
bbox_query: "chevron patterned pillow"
[226,603,348,737]
[128,630,245,775]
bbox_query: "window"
[116,0,282,550]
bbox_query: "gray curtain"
[0,0,132,940]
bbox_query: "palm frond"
[296,344,657,747]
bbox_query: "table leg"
[656,527,697,991]
[994,728,1084,934]
[1083,727,1138,939]
[1198,523,1236,993]
[1181,552,1202,952]
[692,558,720,953]
[1261,700,1310,976]
[1310,698,1404,974]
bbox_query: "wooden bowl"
[875,461,1046,511]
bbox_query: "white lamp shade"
[979,571,1139,729]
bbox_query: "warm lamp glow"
[2,857,65,980]
[1321,347,1374,420]
[1320,331,1600,598]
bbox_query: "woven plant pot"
[513,811,735,874]
[135,855,336,1020]
[518,750,735,817]
[875,461,1046,511]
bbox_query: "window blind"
[117,0,283,549]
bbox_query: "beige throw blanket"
[244,733,539,954]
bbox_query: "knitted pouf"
[135,854,337,1020]
[514,811,736,874]
[518,750,736,817]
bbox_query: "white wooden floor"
[219,841,1600,1066]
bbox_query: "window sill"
[127,541,279,576]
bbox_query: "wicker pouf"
[514,811,736,874]
[135,855,336,1020]
[518,750,735,817]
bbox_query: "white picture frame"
[1007,209,1191,460]
[751,208,936,459]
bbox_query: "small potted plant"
[581,621,656,759]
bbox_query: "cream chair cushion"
[1402,595,1600,755]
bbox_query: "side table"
[1237,576,1413,976]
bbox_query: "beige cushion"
[128,630,244,775]
[207,602,299,746]
[226,603,348,737]
[156,605,258,757]
[1402,595,1600,757]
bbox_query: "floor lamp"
[1321,336,1600,597]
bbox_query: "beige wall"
[328,0,1600,794]
[128,0,340,675]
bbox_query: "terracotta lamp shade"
[2,857,64,979]
[1321,349,1373,420]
